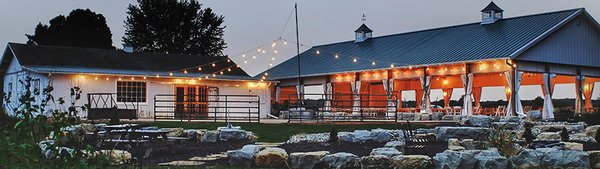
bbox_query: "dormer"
[355,24,373,43]
[481,1,504,25]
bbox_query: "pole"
[294,3,302,123]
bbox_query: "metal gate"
[285,93,398,122]
[154,94,260,122]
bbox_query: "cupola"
[355,14,373,43]
[481,1,504,25]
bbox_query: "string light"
[244,60,248,64]
[131,77,135,80]
[274,50,278,53]
[118,77,122,81]
[237,64,240,67]
[169,73,173,76]
[212,73,216,77]
[94,77,98,80]
[242,54,246,58]
[271,57,275,61]
[156,75,160,78]
[262,50,266,54]
[265,72,269,76]
[335,54,339,59]
[198,67,202,71]
[198,78,202,81]
[252,55,256,59]
[227,59,231,62]
[227,68,231,72]
[106,77,109,80]
[284,41,287,45]
[353,58,357,63]
[220,71,224,75]
[257,48,261,52]
[143,76,147,80]
[372,61,376,65]
[269,63,273,67]
[212,63,216,67]
[205,75,209,79]
[316,50,320,55]
[184,70,188,74]
[390,64,395,68]
[272,42,276,47]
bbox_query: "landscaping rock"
[570,133,596,142]
[432,112,444,121]
[183,129,205,140]
[287,133,329,143]
[141,126,159,130]
[448,138,460,146]
[158,161,205,166]
[510,148,590,169]
[474,148,508,169]
[38,140,55,159]
[288,151,329,169]
[384,141,405,152]
[80,123,97,133]
[538,148,590,169]
[370,147,402,157]
[370,129,394,143]
[589,150,600,169]
[535,124,585,133]
[391,155,433,169]
[100,150,132,165]
[586,125,600,138]
[227,144,262,167]
[528,110,542,121]
[536,132,561,141]
[492,122,521,130]
[201,130,219,143]
[433,150,477,169]
[448,145,466,151]
[465,115,493,127]
[510,149,544,169]
[420,114,432,121]
[164,128,185,137]
[460,139,475,150]
[319,152,361,169]
[434,127,491,141]
[500,116,521,123]
[219,129,248,141]
[361,155,392,169]
[561,142,584,151]
[442,115,456,121]
[402,113,415,121]
[255,147,288,168]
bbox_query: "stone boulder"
[287,133,329,143]
[183,129,205,140]
[433,150,478,169]
[201,130,219,143]
[492,122,521,130]
[340,130,371,142]
[463,115,493,127]
[370,147,402,157]
[255,147,289,168]
[163,128,185,137]
[474,148,508,169]
[448,138,460,146]
[534,124,585,133]
[589,150,600,169]
[319,152,361,169]
[586,125,600,138]
[227,144,262,167]
[384,141,405,152]
[528,110,542,121]
[561,142,584,151]
[570,133,596,142]
[391,155,433,169]
[361,155,392,169]
[420,114,432,121]
[432,112,444,121]
[442,115,456,121]
[219,129,248,141]
[510,148,590,169]
[460,139,475,150]
[141,126,159,130]
[536,132,561,141]
[288,151,329,169]
[370,129,394,143]
[401,113,414,121]
[100,150,132,165]
[434,127,491,141]
[448,146,466,151]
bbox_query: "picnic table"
[101,124,170,158]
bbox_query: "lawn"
[134,121,433,142]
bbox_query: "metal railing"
[154,94,260,123]
[285,93,398,122]
[87,93,139,120]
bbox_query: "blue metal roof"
[265,8,584,80]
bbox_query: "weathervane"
[362,14,366,23]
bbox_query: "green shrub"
[560,127,570,142]
[487,127,520,157]
[329,126,338,143]
[522,123,535,145]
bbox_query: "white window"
[116,81,146,102]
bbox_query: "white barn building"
[1,43,272,121]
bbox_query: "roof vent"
[355,14,373,43]
[481,1,504,25]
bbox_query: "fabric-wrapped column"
[575,75,585,114]
[420,76,432,113]
[296,84,304,102]
[461,73,474,115]
[323,83,332,112]
[542,73,556,120]
[505,71,526,118]
[351,81,361,115]
[584,81,595,110]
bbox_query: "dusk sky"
[1,0,599,101]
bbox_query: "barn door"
[175,85,209,118]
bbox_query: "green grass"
[134,121,432,142]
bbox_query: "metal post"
[294,3,302,124]
[257,96,261,123]
[225,95,229,124]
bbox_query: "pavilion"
[265,3,600,120]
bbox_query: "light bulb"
[353,58,357,63]
[242,54,246,58]
[184,70,188,74]
[390,64,395,68]
[274,50,277,53]
[220,71,224,75]
[212,63,216,67]
[372,61,376,65]
[94,77,98,80]
[198,67,202,71]
[284,41,288,45]
[316,50,320,55]
[228,68,231,72]
[156,75,160,78]
[335,54,339,59]
[212,74,216,77]
[227,59,231,62]
[244,60,248,64]
[143,76,147,80]
[169,73,173,76]
[252,55,256,59]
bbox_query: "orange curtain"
[279,86,297,103]
[333,82,353,109]
[473,87,482,107]
[442,88,453,107]
[368,83,387,107]
[585,82,595,109]
[505,86,511,102]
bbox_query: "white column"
[420,76,432,113]
[351,81,361,115]
[505,71,526,118]
[542,73,555,120]
[575,75,586,114]
[461,73,474,116]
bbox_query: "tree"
[123,0,226,57]
[26,9,114,49]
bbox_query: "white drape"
[351,81,361,115]
[575,75,586,114]
[382,79,396,117]
[420,76,432,113]
[323,83,332,111]
[296,84,304,101]
[542,73,555,120]
[275,86,281,103]
[505,71,526,118]
[461,73,474,115]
